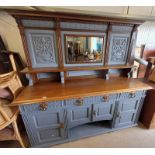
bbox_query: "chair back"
[0,71,23,99]
[0,71,22,130]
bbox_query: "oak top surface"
[11,77,153,106]
[21,65,134,73]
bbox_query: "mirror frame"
[64,34,105,64]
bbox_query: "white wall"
[137,21,155,50]
[0,11,26,64]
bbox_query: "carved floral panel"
[108,35,129,65]
[31,34,56,64]
[25,29,58,68]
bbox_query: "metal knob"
[129,92,136,98]
[75,98,83,106]
[59,123,64,128]
[39,102,48,111]
[102,95,109,102]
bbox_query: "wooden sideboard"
[5,10,152,147]
[10,78,152,147]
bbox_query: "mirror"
[65,35,104,64]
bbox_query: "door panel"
[92,101,115,122]
[67,105,92,128]
[113,99,141,128]
[21,107,66,146]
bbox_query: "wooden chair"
[0,71,25,147]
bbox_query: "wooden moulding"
[6,9,145,25]
[15,18,32,67]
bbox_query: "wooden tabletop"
[21,65,134,73]
[11,77,153,106]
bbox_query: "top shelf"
[21,65,134,74]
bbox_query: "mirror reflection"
[65,35,104,64]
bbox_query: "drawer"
[21,100,64,113]
[119,91,145,99]
[64,94,118,107]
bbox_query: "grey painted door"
[67,105,92,128]
[113,98,141,128]
[25,29,58,68]
[20,107,66,147]
[92,101,115,122]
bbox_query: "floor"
[1,124,155,148]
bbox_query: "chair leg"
[12,120,26,148]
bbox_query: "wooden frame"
[64,34,105,64]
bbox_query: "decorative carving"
[31,34,56,64]
[110,36,128,63]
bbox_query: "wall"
[0,11,26,65]
[136,21,155,58]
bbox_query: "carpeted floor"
[1,124,155,148]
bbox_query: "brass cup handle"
[59,123,64,128]
[39,102,48,111]
[75,98,83,106]
[102,95,109,102]
[129,92,136,98]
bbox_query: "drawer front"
[119,90,145,99]
[21,100,64,113]
[64,94,118,107]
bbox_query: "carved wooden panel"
[108,33,130,65]
[25,29,58,68]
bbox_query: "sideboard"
[6,9,152,147]
[11,78,152,147]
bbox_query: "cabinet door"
[20,106,66,147]
[92,101,115,122]
[25,29,58,68]
[113,98,141,128]
[107,33,130,65]
[66,103,92,128]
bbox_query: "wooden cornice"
[3,9,145,25]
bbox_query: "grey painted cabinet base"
[20,90,146,147]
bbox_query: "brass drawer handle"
[59,123,64,128]
[128,92,136,98]
[39,102,48,111]
[102,95,109,102]
[74,98,83,106]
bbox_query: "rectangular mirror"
[65,35,104,64]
